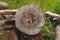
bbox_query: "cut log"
[0,9,17,15]
[0,8,60,35]
[0,2,9,9]
[3,15,15,20]
[2,30,18,40]
[32,34,44,40]
[55,24,60,40]
[45,11,60,20]
[15,5,45,35]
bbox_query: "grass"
[0,0,60,13]
[0,0,60,40]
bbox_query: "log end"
[15,5,45,35]
[0,2,9,9]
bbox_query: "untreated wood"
[0,7,60,35]
[55,24,60,40]
[0,15,4,20]
[0,9,17,15]
[0,10,60,20]
[45,11,60,20]
[3,15,15,20]
[0,7,60,40]
[0,2,9,10]
[2,30,18,40]
[15,5,45,35]
[0,10,60,35]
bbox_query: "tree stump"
[15,5,45,35]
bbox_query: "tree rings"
[15,5,45,35]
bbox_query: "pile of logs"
[0,2,60,40]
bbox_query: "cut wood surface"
[55,24,60,40]
[0,2,9,10]
[2,30,18,40]
[15,5,45,35]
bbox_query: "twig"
[0,10,60,20]
[45,11,60,20]
[0,9,17,15]
[0,10,60,19]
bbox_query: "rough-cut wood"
[3,15,15,20]
[0,19,15,27]
[0,15,4,20]
[0,15,15,20]
[0,9,17,15]
[0,2,9,9]
[45,11,60,20]
[2,30,18,40]
[15,5,45,35]
[55,24,60,40]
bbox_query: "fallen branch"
[0,10,60,17]
[0,10,60,20]
[0,15,4,20]
[0,10,60,39]
[0,10,16,20]
[0,9,17,15]
[45,11,60,20]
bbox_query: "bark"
[0,9,17,15]
[45,11,60,20]
[3,15,15,20]
[0,15,4,20]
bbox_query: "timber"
[0,9,17,15]
[0,2,59,40]
[0,2,9,9]
[55,24,60,40]
[0,4,60,40]
[45,11,60,20]
[2,30,18,40]
[15,5,45,35]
